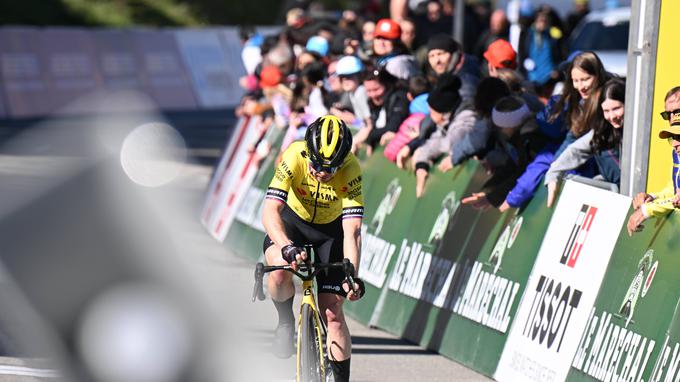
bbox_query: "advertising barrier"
[175,29,242,109]
[566,207,680,382]
[0,27,54,117]
[203,116,277,242]
[432,184,557,375]
[40,28,101,115]
[93,29,145,93]
[217,28,248,106]
[209,118,679,382]
[0,26,251,118]
[202,116,251,226]
[496,180,631,382]
[131,30,197,110]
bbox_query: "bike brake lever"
[342,259,359,294]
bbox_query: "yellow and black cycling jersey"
[266,141,364,224]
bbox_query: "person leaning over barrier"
[627,86,680,236]
[261,115,365,382]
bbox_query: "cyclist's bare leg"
[265,244,296,358]
[319,293,351,381]
[264,245,295,300]
[319,293,351,359]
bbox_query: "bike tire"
[298,304,324,382]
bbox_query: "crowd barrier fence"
[205,116,680,381]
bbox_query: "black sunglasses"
[660,109,680,120]
[309,161,338,174]
[667,133,680,142]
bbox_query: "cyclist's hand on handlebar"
[281,244,308,269]
[343,278,365,301]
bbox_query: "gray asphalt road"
[0,113,493,381]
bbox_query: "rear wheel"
[298,304,324,382]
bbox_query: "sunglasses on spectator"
[667,133,680,143]
[660,109,680,120]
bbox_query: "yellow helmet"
[305,115,352,173]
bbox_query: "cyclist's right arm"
[262,199,293,251]
[262,145,307,265]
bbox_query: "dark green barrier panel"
[374,178,557,377]
[434,185,557,376]
[370,159,485,337]
[566,212,680,382]
[341,148,421,324]
[355,157,482,329]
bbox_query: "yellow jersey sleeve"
[266,143,301,204]
[338,156,364,219]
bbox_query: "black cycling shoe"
[272,322,295,359]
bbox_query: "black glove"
[281,244,304,264]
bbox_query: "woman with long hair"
[550,51,610,142]
[545,78,626,207]
[490,51,611,212]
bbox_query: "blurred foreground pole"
[621,0,660,196]
[454,0,464,46]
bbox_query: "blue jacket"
[505,144,558,208]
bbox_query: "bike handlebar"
[251,258,357,302]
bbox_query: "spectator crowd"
[234,0,680,233]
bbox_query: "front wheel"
[298,304,324,382]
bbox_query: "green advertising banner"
[567,212,680,382]
[374,181,557,377]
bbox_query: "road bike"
[252,247,357,382]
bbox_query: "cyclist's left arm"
[342,217,362,274]
[339,160,364,274]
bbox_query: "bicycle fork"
[297,279,327,382]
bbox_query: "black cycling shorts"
[263,205,347,297]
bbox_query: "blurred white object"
[120,122,187,187]
[78,283,193,382]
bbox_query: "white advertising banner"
[495,180,631,382]
[201,116,250,226]
[203,116,269,241]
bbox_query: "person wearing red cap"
[483,39,517,76]
[373,18,403,59]
[259,65,283,89]
[372,18,419,81]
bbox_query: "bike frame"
[296,277,327,381]
[252,256,358,382]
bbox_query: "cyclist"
[262,115,365,382]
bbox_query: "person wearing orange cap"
[372,18,419,81]
[483,39,517,76]
[373,18,402,56]
[627,86,680,235]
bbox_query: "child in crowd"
[462,95,547,209]
[385,75,430,164]
[412,73,476,198]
